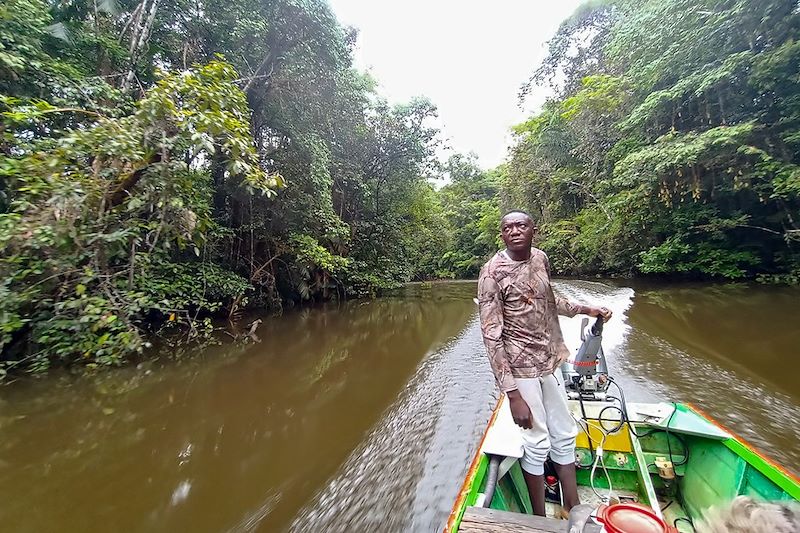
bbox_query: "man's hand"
[586,306,612,321]
[507,389,533,429]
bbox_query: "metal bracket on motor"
[561,316,610,400]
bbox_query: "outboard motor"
[561,316,609,400]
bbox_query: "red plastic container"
[595,503,679,533]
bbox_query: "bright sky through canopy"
[327,0,585,168]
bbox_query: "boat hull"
[446,395,800,532]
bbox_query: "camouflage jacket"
[477,248,580,392]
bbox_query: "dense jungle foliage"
[2,0,799,375]
[506,0,800,281]
[0,0,447,373]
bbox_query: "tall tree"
[510,0,800,280]
[0,0,445,374]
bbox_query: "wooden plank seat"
[458,506,566,533]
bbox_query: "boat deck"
[459,507,566,532]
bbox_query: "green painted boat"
[446,394,800,532]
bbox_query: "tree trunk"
[121,0,159,92]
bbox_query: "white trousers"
[516,373,578,475]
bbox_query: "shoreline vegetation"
[2,0,799,376]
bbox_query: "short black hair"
[501,210,533,222]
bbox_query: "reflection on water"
[289,315,495,533]
[619,282,800,472]
[628,283,799,397]
[0,283,477,533]
[1,280,798,532]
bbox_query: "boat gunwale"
[444,395,504,532]
[444,399,800,532]
[684,402,800,499]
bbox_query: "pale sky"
[327,0,585,169]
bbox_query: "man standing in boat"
[477,210,612,517]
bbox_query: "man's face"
[500,212,535,252]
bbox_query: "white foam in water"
[552,280,635,356]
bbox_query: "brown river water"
[1,280,798,532]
